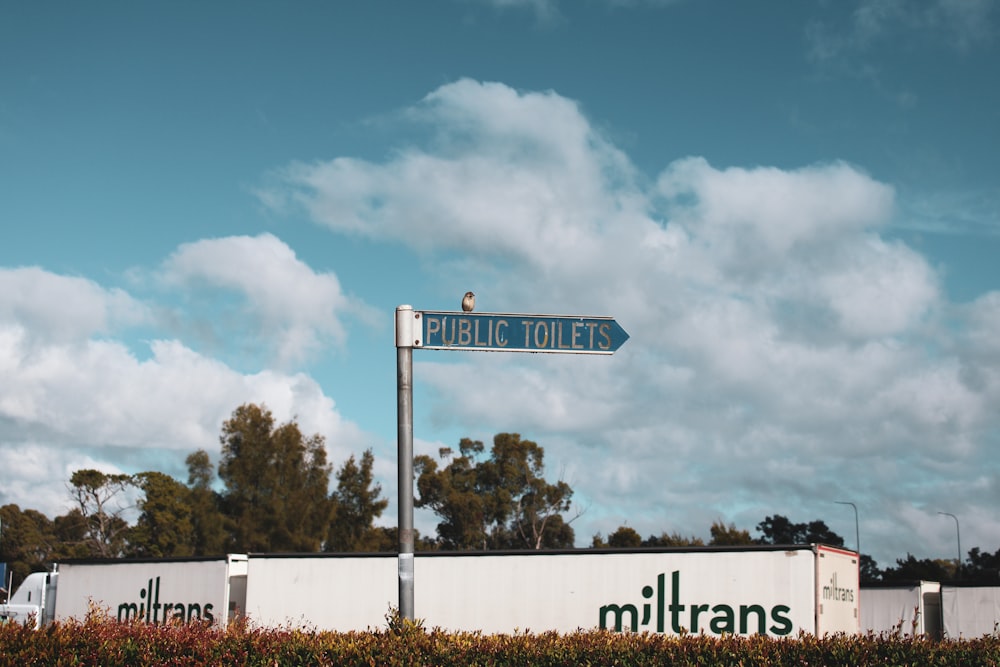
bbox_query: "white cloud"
[0,263,368,518]
[0,267,149,342]
[807,0,995,62]
[657,157,895,265]
[159,233,370,367]
[260,78,1000,565]
[813,236,939,338]
[3,77,995,568]
[261,79,642,276]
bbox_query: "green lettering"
[709,604,734,634]
[690,603,709,632]
[739,604,766,634]
[117,602,139,622]
[599,604,638,632]
[769,605,793,636]
[669,571,685,633]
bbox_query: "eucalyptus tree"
[218,403,332,552]
[415,433,576,551]
[326,448,389,552]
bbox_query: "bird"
[461,291,475,312]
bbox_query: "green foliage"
[326,449,389,552]
[185,450,228,556]
[593,526,642,548]
[966,547,1000,584]
[642,531,705,547]
[0,504,56,589]
[882,553,957,583]
[127,472,195,558]
[2,615,1000,666]
[69,469,135,558]
[415,433,576,551]
[755,515,845,548]
[709,520,753,546]
[218,403,333,552]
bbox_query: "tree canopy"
[755,515,845,548]
[415,433,577,550]
[326,449,389,552]
[218,403,332,552]
[2,412,999,594]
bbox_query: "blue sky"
[1,0,998,570]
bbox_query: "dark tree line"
[2,407,998,595]
[594,514,1000,585]
[0,404,393,591]
[0,408,580,593]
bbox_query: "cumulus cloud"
[260,78,999,565]
[0,260,368,518]
[807,0,995,62]
[657,158,895,272]
[261,79,642,277]
[159,233,372,367]
[0,267,149,343]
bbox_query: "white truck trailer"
[859,581,942,639]
[1,544,859,637]
[942,584,1000,638]
[245,544,859,636]
[0,555,247,629]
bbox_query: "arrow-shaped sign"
[409,311,629,354]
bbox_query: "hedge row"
[1,615,999,667]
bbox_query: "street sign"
[410,311,629,354]
[392,304,628,622]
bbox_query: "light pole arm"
[938,512,961,580]
[835,501,860,555]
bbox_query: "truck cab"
[0,571,58,628]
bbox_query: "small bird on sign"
[462,291,475,312]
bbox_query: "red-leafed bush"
[2,614,999,666]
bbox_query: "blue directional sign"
[413,311,629,354]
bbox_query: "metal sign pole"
[393,304,628,623]
[395,305,415,621]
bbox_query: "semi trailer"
[1,544,859,637]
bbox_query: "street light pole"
[938,512,962,580]
[835,501,860,555]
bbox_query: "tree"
[366,526,439,553]
[69,469,135,557]
[860,554,882,584]
[755,515,845,547]
[964,547,1000,584]
[127,472,194,558]
[607,526,642,548]
[709,521,754,546]
[416,439,490,550]
[0,505,56,590]
[218,403,332,552]
[326,449,389,552]
[642,532,705,547]
[50,509,91,560]
[881,554,954,582]
[415,433,576,550]
[185,449,228,556]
